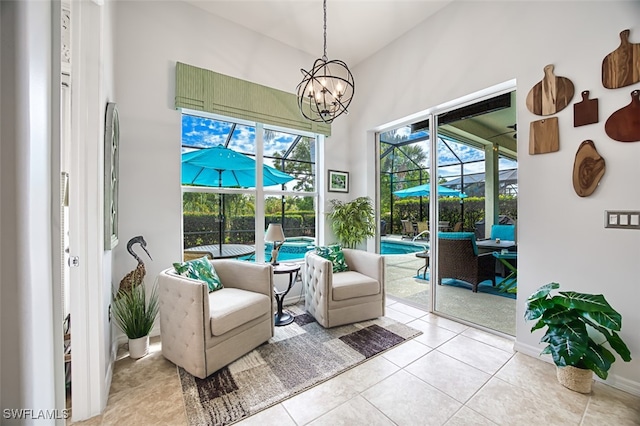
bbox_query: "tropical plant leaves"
[556,291,616,313]
[524,283,632,378]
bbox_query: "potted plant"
[327,196,376,249]
[524,282,632,393]
[112,283,159,359]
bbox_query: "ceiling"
[184,0,454,66]
[184,0,516,155]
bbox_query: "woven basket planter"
[556,365,593,393]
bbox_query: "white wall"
[349,1,640,392]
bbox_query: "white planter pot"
[556,365,593,393]
[128,335,150,359]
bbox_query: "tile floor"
[70,298,640,425]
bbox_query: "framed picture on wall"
[104,102,120,250]
[328,170,349,193]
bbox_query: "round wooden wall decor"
[573,140,605,197]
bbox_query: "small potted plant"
[327,196,376,249]
[524,282,632,393]
[112,283,159,359]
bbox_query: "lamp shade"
[265,224,285,242]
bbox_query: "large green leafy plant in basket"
[524,282,631,380]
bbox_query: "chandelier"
[296,0,355,124]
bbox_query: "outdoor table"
[415,251,430,280]
[476,239,516,253]
[184,244,255,259]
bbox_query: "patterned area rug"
[179,304,422,425]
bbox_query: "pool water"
[242,238,427,261]
[381,240,428,255]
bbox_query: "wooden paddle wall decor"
[526,65,575,116]
[573,140,605,197]
[602,29,640,89]
[605,90,640,142]
[529,117,559,154]
[573,91,599,127]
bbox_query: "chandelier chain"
[322,0,327,60]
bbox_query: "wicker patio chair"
[438,232,495,292]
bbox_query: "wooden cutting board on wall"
[573,91,599,127]
[526,65,575,116]
[573,140,605,197]
[529,117,559,154]
[605,90,640,142]
[602,29,640,89]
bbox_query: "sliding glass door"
[378,85,517,336]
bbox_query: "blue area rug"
[413,274,516,299]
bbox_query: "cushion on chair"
[332,271,380,301]
[173,256,223,292]
[209,288,271,336]
[315,245,349,273]
[490,224,516,241]
[437,232,479,255]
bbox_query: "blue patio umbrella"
[182,145,294,188]
[181,145,295,252]
[393,183,465,198]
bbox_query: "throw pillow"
[173,256,223,292]
[315,244,349,273]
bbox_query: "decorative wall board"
[529,117,559,154]
[573,140,605,197]
[602,29,640,89]
[573,91,599,127]
[605,90,640,142]
[526,65,575,116]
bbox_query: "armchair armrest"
[304,251,333,298]
[157,269,208,374]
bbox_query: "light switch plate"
[605,210,640,229]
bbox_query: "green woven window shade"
[175,62,331,136]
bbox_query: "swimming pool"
[241,237,427,261]
[381,239,428,255]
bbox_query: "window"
[181,113,318,263]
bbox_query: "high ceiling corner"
[183,0,455,66]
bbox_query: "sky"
[182,114,517,180]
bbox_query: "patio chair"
[438,232,495,292]
[413,221,430,241]
[490,224,516,242]
[401,220,417,239]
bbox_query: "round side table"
[272,263,301,326]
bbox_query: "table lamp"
[265,223,286,265]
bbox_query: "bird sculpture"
[118,236,152,294]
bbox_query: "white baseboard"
[514,341,640,396]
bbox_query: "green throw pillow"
[315,245,349,273]
[173,256,223,292]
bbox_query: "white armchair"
[304,248,385,328]
[157,260,273,379]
